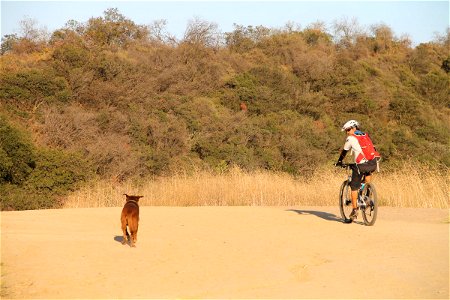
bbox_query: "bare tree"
[148,19,177,45]
[332,17,365,47]
[306,21,328,32]
[64,19,85,35]
[433,27,450,47]
[398,33,412,48]
[284,21,301,33]
[183,17,223,48]
[370,23,395,52]
[19,17,49,42]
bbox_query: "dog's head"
[124,194,144,203]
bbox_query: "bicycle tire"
[361,182,378,226]
[339,180,353,222]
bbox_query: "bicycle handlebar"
[334,163,355,169]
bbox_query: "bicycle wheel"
[361,183,378,226]
[339,180,353,222]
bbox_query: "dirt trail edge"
[1,206,449,299]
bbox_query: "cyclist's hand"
[335,161,343,167]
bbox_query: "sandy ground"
[1,206,448,299]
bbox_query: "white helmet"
[341,120,360,131]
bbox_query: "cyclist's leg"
[361,160,377,183]
[350,165,363,209]
[351,191,358,209]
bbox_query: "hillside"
[1,9,449,210]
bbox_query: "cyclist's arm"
[338,137,354,161]
[337,149,348,163]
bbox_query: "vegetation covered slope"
[1,9,449,209]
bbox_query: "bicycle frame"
[342,163,366,207]
[338,163,378,225]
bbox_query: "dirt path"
[1,206,448,299]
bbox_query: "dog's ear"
[133,196,143,202]
[124,194,143,201]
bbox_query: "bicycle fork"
[357,198,366,209]
[357,183,366,208]
[347,177,366,209]
[358,185,375,216]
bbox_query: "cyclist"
[335,120,380,220]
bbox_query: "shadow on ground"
[114,235,125,244]
[286,209,344,223]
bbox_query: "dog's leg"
[134,229,138,246]
[129,220,137,247]
[130,229,136,247]
[121,218,128,245]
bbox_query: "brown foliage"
[1,10,449,184]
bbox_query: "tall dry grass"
[64,164,449,209]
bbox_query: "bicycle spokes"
[360,184,378,226]
[339,180,354,223]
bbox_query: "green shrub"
[389,90,421,126]
[418,70,450,107]
[0,184,57,211]
[0,148,91,210]
[0,116,92,210]
[442,56,450,73]
[0,68,71,104]
[1,13,449,190]
[52,43,90,68]
[0,116,36,184]
[25,149,91,194]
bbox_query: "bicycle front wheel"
[361,183,378,226]
[339,180,353,223]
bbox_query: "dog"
[121,194,143,247]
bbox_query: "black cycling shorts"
[349,159,378,191]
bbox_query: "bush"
[0,68,71,106]
[221,67,299,115]
[52,43,90,69]
[389,90,421,126]
[418,70,450,107]
[0,116,36,184]
[1,12,449,200]
[0,184,57,211]
[0,116,92,210]
[0,148,91,210]
[25,149,91,194]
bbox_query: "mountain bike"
[337,163,378,226]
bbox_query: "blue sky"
[1,1,449,45]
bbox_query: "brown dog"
[121,194,143,247]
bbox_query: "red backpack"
[352,131,381,163]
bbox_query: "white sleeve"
[343,136,359,151]
[343,137,353,151]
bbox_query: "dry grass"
[64,165,449,209]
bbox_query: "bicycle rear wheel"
[339,180,353,223]
[361,183,378,226]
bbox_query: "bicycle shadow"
[286,209,344,223]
